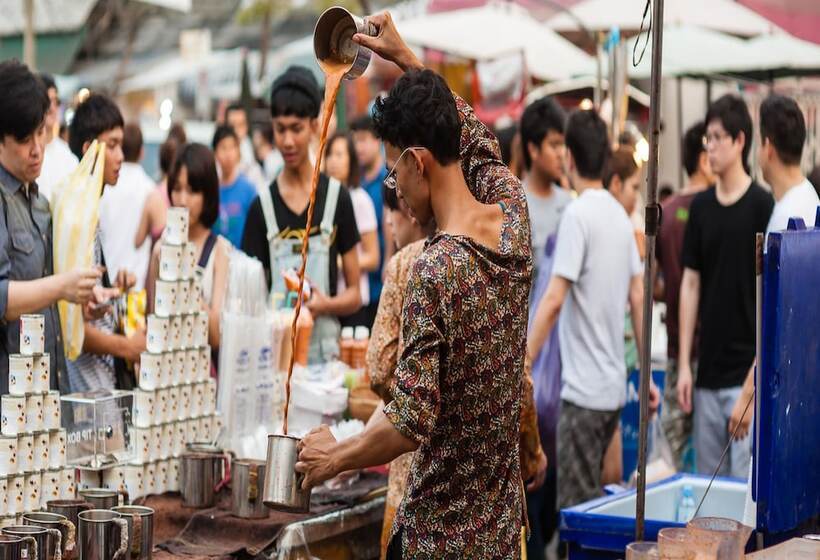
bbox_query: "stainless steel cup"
[231,459,269,519]
[111,506,153,560]
[179,452,229,508]
[46,501,91,541]
[77,510,128,560]
[23,512,75,559]
[78,488,127,510]
[262,434,310,513]
[3,525,60,560]
[313,6,377,79]
[0,533,39,560]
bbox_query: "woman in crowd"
[324,132,379,328]
[146,143,230,348]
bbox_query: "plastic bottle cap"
[354,326,369,340]
[341,327,354,340]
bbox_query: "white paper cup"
[146,315,169,353]
[0,435,17,476]
[159,424,173,459]
[43,391,61,430]
[150,425,163,460]
[48,429,67,469]
[16,434,33,473]
[186,349,200,384]
[177,385,191,420]
[203,379,217,415]
[19,314,45,355]
[190,276,203,312]
[213,413,223,441]
[181,314,194,349]
[189,383,203,418]
[32,353,50,393]
[198,346,211,382]
[198,416,213,441]
[194,311,209,348]
[176,350,190,385]
[7,474,24,514]
[1,395,26,437]
[181,243,197,280]
[172,421,186,457]
[25,394,44,432]
[143,462,156,497]
[177,280,190,316]
[102,465,125,493]
[168,458,181,492]
[169,316,182,351]
[166,387,180,421]
[23,470,41,512]
[78,469,100,491]
[132,389,155,428]
[159,243,182,281]
[155,459,169,494]
[155,389,169,424]
[162,351,177,387]
[41,468,61,508]
[154,280,177,318]
[123,463,144,501]
[132,427,152,463]
[165,207,189,245]
[33,431,50,471]
[0,477,7,513]
[185,419,199,445]
[60,467,76,499]
[137,352,161,391]
[8,355,33,396]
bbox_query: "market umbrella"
[727,32,820,78]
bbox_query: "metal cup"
[0,532,39,560]
[78,489,126,511]
[77,510,128,560]
[46,501,91,539]
[3,525,60,560]
[179,450,230,509]
[313,6,377,79]
[231,459,269,519]
[262,434,310,513]
[23,512,75,559]
[111,506,153,560]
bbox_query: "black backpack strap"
[198,232,219,269]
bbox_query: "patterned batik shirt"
[383,95,533,559]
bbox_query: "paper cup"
[0,435,17,476]
[43,390,61,430]
[78,469,100,491]
[146,315,169,353]
[190,276,203,312]
[181,243,197,280]
[0,477,7,513]
[16,434,33,472]
[8,355,33,396]
[60,467,76,499]
[131,427,152,463]
[154,389,169,425]
[48,429,67,469]
[203,379,216,415]
[19,314,45,355]
[1,395,26,437]
[162,351,177,387]
[198,346,211,382]
[32,353,50,393]
[169,315,182,351]
[168,458,181,492]
[137,352,161,391]
[198,416,213,442]
[159,243,182,281]
[7,474,24,514]
[194,311,209,348]
[25,394,44,432]
[156,459,169,494]
[167,387,180,421]
[41,468,61,508]
[185,419,199,445]
[132,389,155,428]
[181,314,194,349]
[154,280,177,318]
[143,462,156,497]
[189,384,203,418]
[165,207,189,245]
[32,430,50,471]
[176,350,190,385]
[186,349,200,384]
[177,280,190,316]
[172,421,186,457]
[161,423,174,459]
[123,463,144,501]
[23,470,41,512]
[150,425,163,460]
[177,385,191,420]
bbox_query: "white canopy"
[548,0,779,38]
[397,3,596,81]
[736,32,820,74]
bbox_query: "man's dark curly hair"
[372,69,460,166]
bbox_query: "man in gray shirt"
[0,61,100,393]
[520,96,572,297]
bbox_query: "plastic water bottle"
[676,484,697,523]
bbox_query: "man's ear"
[82,140,91,156]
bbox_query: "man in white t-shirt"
[527,109,658,509]
[98,123,153,290]
[37,74,78,203]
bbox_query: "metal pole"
[596,34,604,110]
[23,0,36,70]
[635,0,665,542]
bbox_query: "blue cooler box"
[560,474,747,560]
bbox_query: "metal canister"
[313,6,376,80]
[46,501,91,538]
[179,452,228,509]
[78,488,125,510]
[230,459,268,519]
[262,434,310,513]
[77,510,128,560]
[2,525,60,560]
[111,506,153,560]
[0,533,39,560]
[23,512,75,560]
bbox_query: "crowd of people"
[1,8,819,559]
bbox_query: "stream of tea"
[282,64,347,435]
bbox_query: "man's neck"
[221,167,239,187]
[429,164,482,235]
[768,165,805,202]
[526,169,555,198]
[573,175,604,195]
[280,158,314,191]
[716,160,751,203]
[364,156,385,182]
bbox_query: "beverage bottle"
[676,484,697,523]
[351,326,369,370]
[294,303,314,366]
[339,326,355,366]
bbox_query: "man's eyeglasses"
[702,132,731,147]
[383,146,425,190]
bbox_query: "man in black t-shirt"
[678,95,773,478]
[241,66,361,363]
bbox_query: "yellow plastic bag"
[51,140,106,360]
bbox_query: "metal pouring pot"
[180,451,230,509]
[3,525,59,560]
[78,488,128,510]
[0,533,39,560]
[111,506,153,560]
[313,6,377,80]
[262,434,311,513]
[23,512,75,559]
[231,459,269,519]
[77,510,128,560]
